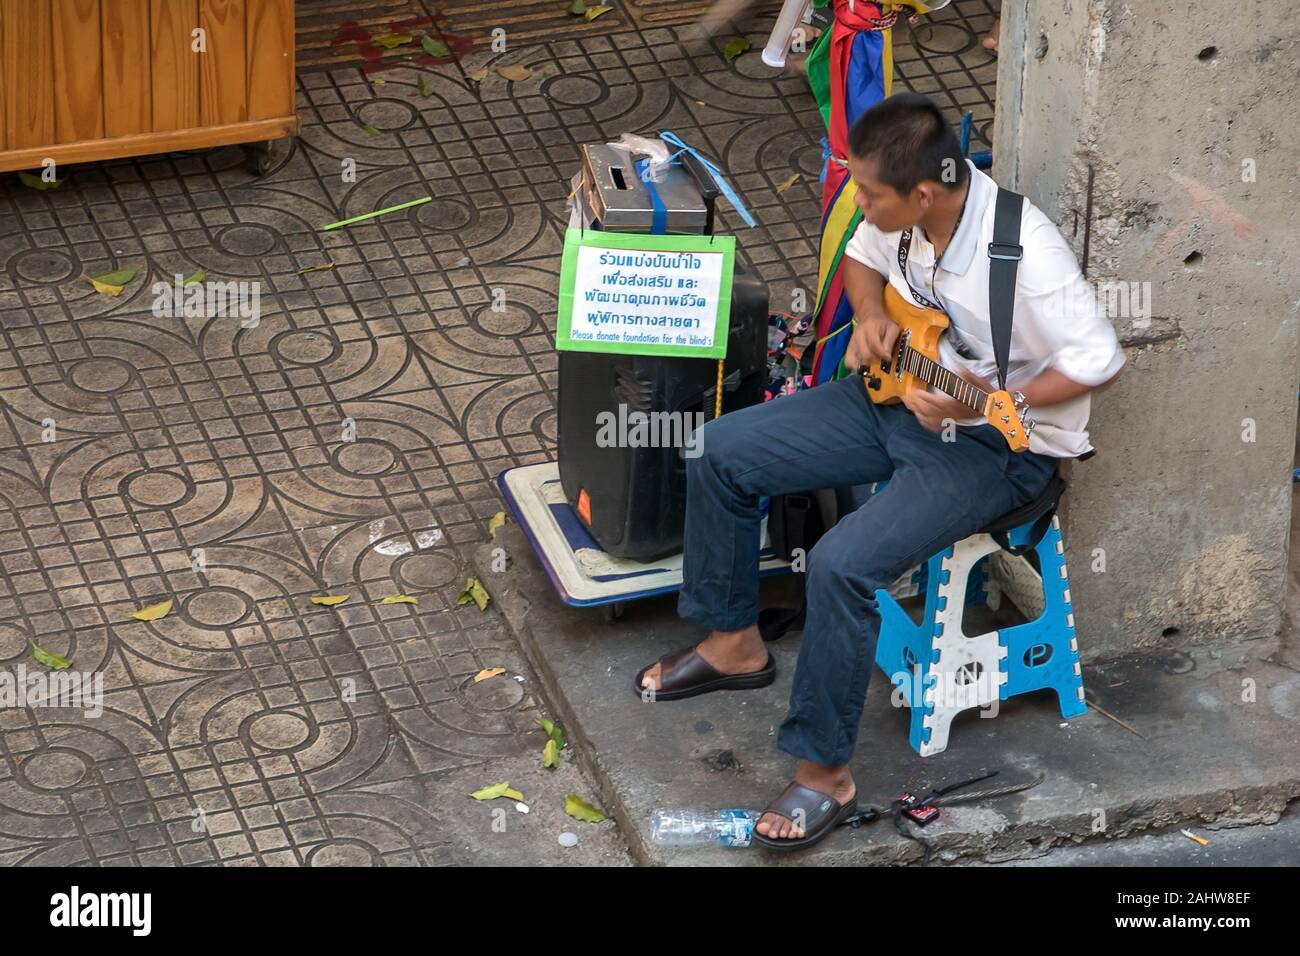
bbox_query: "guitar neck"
[898,343,990,414]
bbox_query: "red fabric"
[810,263,847,382]
[826,0,888,199]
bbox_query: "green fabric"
[806,24,833,132]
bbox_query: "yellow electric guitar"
[859,284,1035,452]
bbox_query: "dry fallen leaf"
[310,594,350,607]
[30,641,72,670]
[89,277,126,296]
[421,35,450,58]
[488,511,506,538]
[132,598,173,622]
[183,267,205,286]
[775,173,800,194]
[564,793,606,823]
[497,65,532,83]
[18,171,61,190]
[87,267,136,297]
[372,32,412,49]
[418,75,433,98]
[297,262,334,275]
[585,4,613,20]
[456,578,490,612]
[467,67,489,83]
[724,37,752,62]
[471,782,525,802]
[536,717,566,752]
[474,667,506,683]
[380,594,417,605]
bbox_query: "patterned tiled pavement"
[0,1,998,865]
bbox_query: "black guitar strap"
[988,187,1024,391]
[985,188,1094,472]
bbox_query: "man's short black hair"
[847,93,969,195]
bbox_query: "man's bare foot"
[639,624,767,691]
[982,18,999,54]
[755,760,856,841]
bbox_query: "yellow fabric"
[815,178,860,311]
[882,27,893,96]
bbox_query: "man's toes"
[641,665,659,689]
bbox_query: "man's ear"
[911,181,935,211]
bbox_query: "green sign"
[556,228,735,359]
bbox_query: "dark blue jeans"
[677,374,1058,767]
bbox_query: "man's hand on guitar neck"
[903,368,993,435]
[905,366,1120,436]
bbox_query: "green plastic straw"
[321,196,432,231]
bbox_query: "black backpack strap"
[759,599,806,642]
[988,187,1024,391]
[990,509,1055,558]
[767,494,808,563]
[983,473,1067,556]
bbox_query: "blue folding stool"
[871,475,1085,756]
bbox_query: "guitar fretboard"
[898,343,989,413]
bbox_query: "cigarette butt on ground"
[1181,829,1209,846]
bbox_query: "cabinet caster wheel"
[603,602,625,623]
[243,140,272,176]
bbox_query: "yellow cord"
[814,316,856,348]
[714,358,725,419]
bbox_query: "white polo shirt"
[843,160,1125,458]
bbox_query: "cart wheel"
[243,141,272,176]
[604,602,625,623]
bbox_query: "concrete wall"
[994,0,1300,660]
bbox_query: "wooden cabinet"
[0,0,297,174]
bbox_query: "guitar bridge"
[894,331,910,381]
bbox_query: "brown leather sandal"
[632,644,775,701]
[751,780,859,852]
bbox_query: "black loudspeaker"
[557,267,769,561]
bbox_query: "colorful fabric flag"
[808,1,932,384]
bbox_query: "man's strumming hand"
[844,313,900,372]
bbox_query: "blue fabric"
[659,130,757,228]
[844,31,886,131]
[676,375,1057,766]
[635,159,668,235]
[815,293,855,386]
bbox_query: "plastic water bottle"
[649,808,759,847]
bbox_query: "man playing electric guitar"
[634,93,1125,851]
